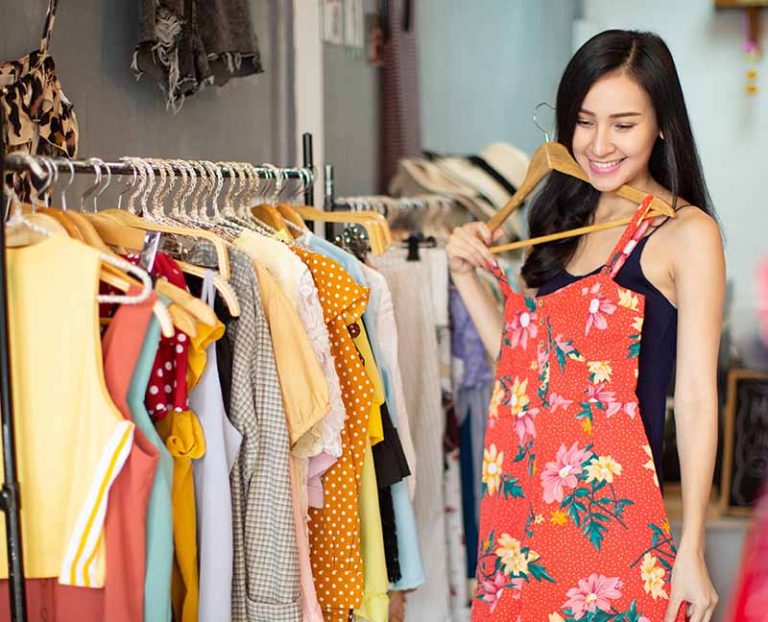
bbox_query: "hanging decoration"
[716,1,765,95]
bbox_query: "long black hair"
[521,29,714,289]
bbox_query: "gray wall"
[1,0,295,165]
[323,0,379,196]
[418,0,577,156]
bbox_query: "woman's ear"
[659,131,665,141]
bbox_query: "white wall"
[417,0,577,156]
[579,0,768,361]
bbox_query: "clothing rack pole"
[0,109,29,622]
[2,157,312,180]
[323,164,335,241]
[302,132,314,208]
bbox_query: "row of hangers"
[3,154,327,339]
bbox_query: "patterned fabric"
[1,0,78,200]
[473,197,686,621]
[137,253,192,419]
[293,247,373,622]
[133,0,263,111]
[188,243,301,622]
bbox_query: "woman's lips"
[588,157,626,175]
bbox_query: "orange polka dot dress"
[473,197,688,622]
[293,247,373,621]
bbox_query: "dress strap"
[39,0,58,54]
[602,194,655,278]
[486,260,515,299]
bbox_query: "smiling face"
[571,71,661,193]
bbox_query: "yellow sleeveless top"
[0,235,134,587]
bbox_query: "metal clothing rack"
[0,131,315,622]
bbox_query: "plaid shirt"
[189,243,301,621]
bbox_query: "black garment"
[133,0,263,110]
[372,403,411,487]
[372,402,411,583]
[536,231,677,485]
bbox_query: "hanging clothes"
[188,243,302,621]
[293,247,372,622]
[306,236,425,591]
[99,288,161,622]
[190,272,241,622]
[473,198,686,621]
[372,250,451,621]
[249,260,330,455]
[0,288,161,622]
[1,0,78,199]
[235,230,347,472]
[0,236,134,585]
[130,310,175,622]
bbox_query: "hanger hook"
[122,156,147,214]
[93,161,112,212]
[60,159,75,211]
[81,158,103,210]
[39,157,59,208]
[533,102,556,143]
[116,162,138,211]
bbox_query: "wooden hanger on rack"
[275,204,308,238]
[93,158,237,321]
[5,198,176,338]
[486,141,676,254]
[292,206,392,256]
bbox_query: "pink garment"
[289,456,324,621]
[307,452,337,509]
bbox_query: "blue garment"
[459,415,478,579]
[305,234,426,589]
[536,233,676,484]
[129,313,174,622]
[450,288,493,390]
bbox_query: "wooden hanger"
[91,212,239,319]
[5,206,175,337]
[56,210,198,336]
[174,260,241,317]
[251,203,291,235]
[292,206,391,256]
[486,141,676,254]
[102,208,232,281]
[275,204,309,240]
[88,211,218,327]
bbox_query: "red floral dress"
[473,197,687,622]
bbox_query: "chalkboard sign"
[720,370,768,515]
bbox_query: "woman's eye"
[576,119,593,127]
[615,124,635,131]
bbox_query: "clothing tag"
[139,231,162,273]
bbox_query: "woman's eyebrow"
[579,108,642,119]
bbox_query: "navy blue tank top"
[536,233,677,484]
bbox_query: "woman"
[448,30,723,622]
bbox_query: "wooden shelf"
[716,0,768,8]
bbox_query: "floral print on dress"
[473,197,687,621]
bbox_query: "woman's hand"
[446,221,503,276]
[664,545,718,622]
